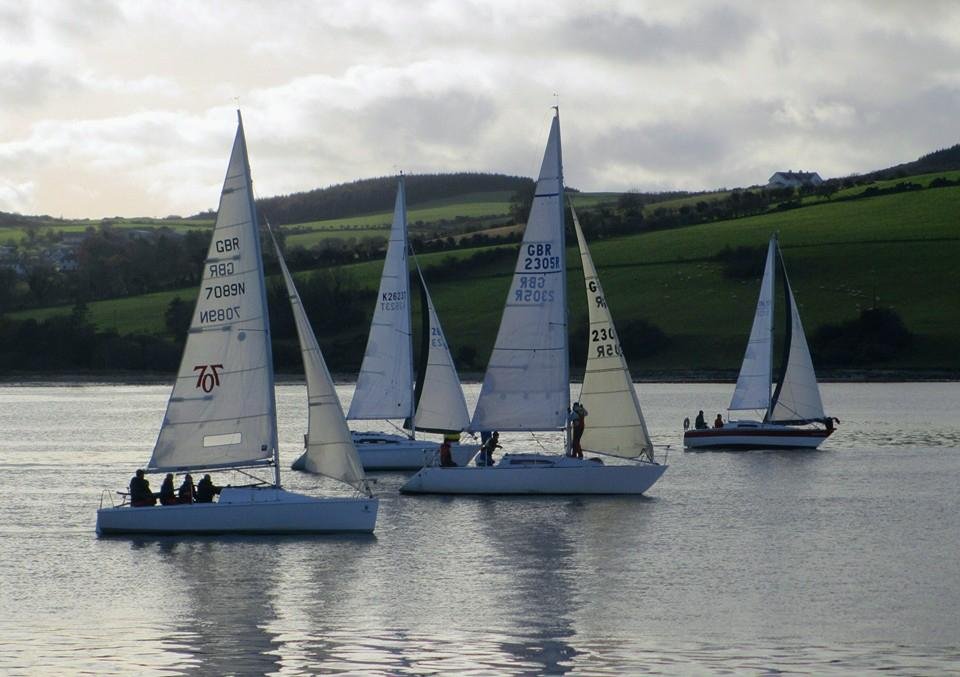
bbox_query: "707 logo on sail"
[194,364,224,392]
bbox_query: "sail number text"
[515,274,555,303]
[430,325,446,349]
[194,363,224,392]
[522,243,560,272]
[591,325,622,358]
[381,290,406,311]
[587,280,607,308]
[205,282,246,299]
[199,306,241,324]
[215,237,241,253]
[208,261,235,278]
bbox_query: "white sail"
[729,236,776,412]
[149,114,277,471]
[769,267,826,422]
[572,207,653,460]
[412,267,471,432]
[471,111,568,432]
[270,231,368,490]
[348,178,414,421]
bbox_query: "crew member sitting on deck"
[129,469,156,507]
[178,474,196,504]
[714,413,724,429]
[196,474,221,503]
[695,410,707,429]
[159,473,177,506]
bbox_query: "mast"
[768,236,793,421]
[238,111,281,488]
[400,175,415,439]
[555,107,570,433]
[764,233,777,422]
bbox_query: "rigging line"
[529,430,551,453]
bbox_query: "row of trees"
[255,173,531,226]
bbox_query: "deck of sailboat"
[96,487,378,534]
[684,421,833,450]
[400,454,667,495]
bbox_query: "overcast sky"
[1,0,958,218]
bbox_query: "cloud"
[0,1,959,217]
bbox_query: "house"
[767,171,823,188]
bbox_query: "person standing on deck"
[569,402,588,459]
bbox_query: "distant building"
[767,171,823,188]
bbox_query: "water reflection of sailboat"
[475,499,579,674]
[140,537,282,675]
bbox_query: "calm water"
[1,382,959,675]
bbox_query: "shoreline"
[1,369,957,386]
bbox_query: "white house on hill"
[767,171,823,188]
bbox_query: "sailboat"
[683,233,836,450]
[292,177,475,471]
[401,109,667,495]
[96,112,378,534]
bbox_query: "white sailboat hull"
[96,487,378,535]
[400,453,667,495]
[292,432,478,471]
[683,421,832,450]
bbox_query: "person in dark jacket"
[178,474,195,504]
[129,469,156,507]
[695,410,707,429]
[478,431,501,466]
[159,473,177,505]
[196,474,221,503]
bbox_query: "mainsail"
[471,111,569,432]
[572,206,653,460]
[347,178,414,422]
[768,248,826,422]
[410,265,471,433]
[269,230,368,491]
[149,112,277,472]
[728,236,776,412]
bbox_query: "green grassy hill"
[6,181,959,375]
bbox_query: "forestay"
[572,207,653,460]
[149,114,277,471]
[348,178,414,421]
[769,255,826,422]
[412,266,471,432]
[471,112,569,432]
[729,236,776,412]
[270,231,367,491]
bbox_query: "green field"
[7,182,959,373]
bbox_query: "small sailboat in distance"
[401,108,666,495]
[683,233,837,450]
[96,112,377,534]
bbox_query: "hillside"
[6,173,958,377]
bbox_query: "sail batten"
[471,112,569,432]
